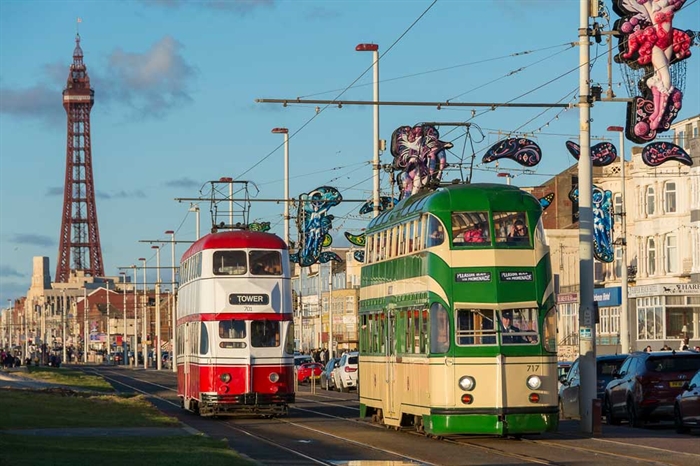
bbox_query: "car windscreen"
[645,355,700,373]
[597,359,624,376]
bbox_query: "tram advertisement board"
[455,272,492,283]
[229,293,269,305]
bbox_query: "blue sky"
[1,0,698,305]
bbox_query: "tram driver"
[500,311,526,344]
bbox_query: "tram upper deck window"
[456,309,497,345]
[249,250,282,275]
[426,214,445,247]
[452,212,490,245]
[251,320,280,347]
[493,212,530,245]
[213,251,247,275]
[499,308,539,345]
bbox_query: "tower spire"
[56,33,104,282]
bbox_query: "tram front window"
[452,212,490,245]
[499,308,539,345]
[250,250,282,275]
[213,251,247,275]
[456,309,497,345]
[251,320,280,347]
[219,320,246,339]
[493,212,530,245]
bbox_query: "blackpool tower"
[55,34,104,282]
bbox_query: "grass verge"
[19,366,114,391]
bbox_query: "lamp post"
[83,288,88,363]
[152,245,162,370]
[140,257,148,369]
[356,43,381,218]
[119,271,128,366]
[497,172,513,185]
[61,290,67,364]
[607,125,629,354]
[132,264,138,367]
[106,281,111,362]
[165,229,177,373]
[189,204,200,240]
[271,127,290,246]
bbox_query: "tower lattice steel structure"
[56,34,104,282]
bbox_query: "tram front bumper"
[424,406,559,436]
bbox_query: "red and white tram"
[176,230,295,416]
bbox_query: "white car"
[333,351,359,392]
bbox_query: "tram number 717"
[526,365,540,372]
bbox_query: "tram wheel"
[414,415,425,434]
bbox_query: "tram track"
[83,368,699,465]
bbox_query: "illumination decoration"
[290,186,343,266]
[482,138,542,167]
[565,141,618,166]
[391,125,452,200]
[353,251,365,262]
[247,222,271,232]
[613,0,693,143]
[569,185,615,263]
[539,193,555,210]
[641,141,693,166]
[359,196,398,215]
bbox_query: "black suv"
[604,351,700,427]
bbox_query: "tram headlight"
[526,375,542,390]
[269,372,280,383]
[458,376,476,391]
[220,373,232,383]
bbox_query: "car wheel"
[674,404,689,434]
[605,397,620,425]
[626,398,642,428]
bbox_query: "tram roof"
[367,183,539,230]
[181,230,287,261]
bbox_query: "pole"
[106,281,111,363]
[578,0,596,434]
[132,265,138,368]
[62,291,67,364]
[356,43,381,218]
[608,126,629,353]
[284,132,290,246]
[167,230,177,373]
[120,273,127,366]
[229,179,234,227]
[153,246,162,370]
[83,288,88,363]
[141,258,148,369]
[329,261,334,358]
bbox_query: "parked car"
[297,362,324,384]
[558,353,627,420]
[557,361,573,391]
[674,368,700,434]
[332,351,359,392]
[604,351,700,427]
[294,355,312,367]
[321,358,339,390]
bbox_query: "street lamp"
[165,229,177,373]
[139,257,148,369]
[61,289,67,364]
[152,245,162,370]
[355,42,381,218]
[607,125,629,354]
[106,281,111,362]
[497,172,513,185]
[271,127,290,246]
[119,271,128,366]
[131,264,138,368]
[189,204,200,240]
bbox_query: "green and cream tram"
[358,183,558,436]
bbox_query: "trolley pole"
[578,0,597,434]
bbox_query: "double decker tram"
[358,183,558,436]
[176,230,295,416]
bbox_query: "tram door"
[183,323,191,406]
[385,309,399,422]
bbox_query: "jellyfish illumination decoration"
[359,196,399,215]
[569,185,615,263]
[612,0,693,143]
[641,141,693,167]
[482,138,542,167]
[391,124,452,200]
[290,186,344,267]
[539,193,555,211]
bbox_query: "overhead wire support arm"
[174,197,372,203]
[255,98,573,109]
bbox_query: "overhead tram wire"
[241,0,438,180]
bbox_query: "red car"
[297,362,324,383]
